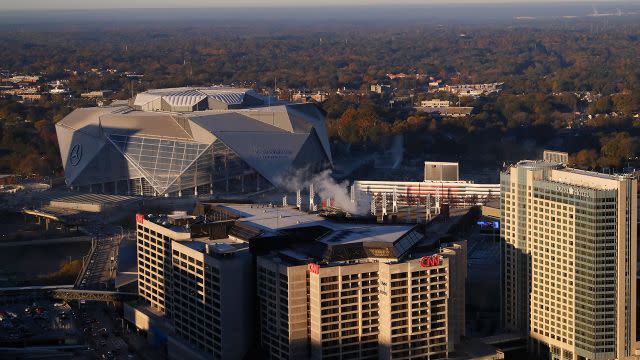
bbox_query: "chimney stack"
[309,183,315,211]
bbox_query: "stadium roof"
[131,86,266,111]
[56,87,332,195]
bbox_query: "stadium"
[55,87,332,197]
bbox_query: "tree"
[598,132,638,168]
[573,149,599,168]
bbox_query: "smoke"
[390,134,404,169]
[274,168,368,215]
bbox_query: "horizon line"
[0,0,634,13]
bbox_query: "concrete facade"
[257,241,467,360]
[135,213,254,360]
[424,162,460,182]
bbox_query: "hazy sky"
[1,0,625,11]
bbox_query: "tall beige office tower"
[501,160,638,360]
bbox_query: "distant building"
[417,106,473,117]
[5,75,40,83]
[542,149,569,165]
[49,80,69,95]
[81,90,113,98]
[501,161,638,359]
[0,174,17,185]
[370,84,391,95]
[386,73,426,81]
[386,73,410,80]
[292,91,329,103]
[19,94,42,102]
[4,87,40,97]
[421,99,450,108]
[442,83,502,97]
[389,95,413,108]
[424,161,459,181]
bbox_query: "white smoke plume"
[390,134,404,169]
[274,168,368,215]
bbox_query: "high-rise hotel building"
[256,226,467,360]
[501,160,638,360]
[134,212,254,360]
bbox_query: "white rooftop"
[220,204,344,233]
[219,204,414,242]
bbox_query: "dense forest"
[1,18,640,176]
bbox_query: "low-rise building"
[81,90,114,98]
[421,99,450,108]
[5,75,40,83]
[292,91,329,103]
[417,106,473,117]
[542,149,569,165]
[370,84,392,95]
[0,174,17,185]
[20,94,43,102]
[441,83,502,97]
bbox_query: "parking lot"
[0,297,79,346]
[0,294,138,359]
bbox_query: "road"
[77,235,118,291]
[75,226,138,360]
[77,224,134,291]
[76,302,133,360]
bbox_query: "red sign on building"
[136,213,145,224]
[419,255,442,268]
[308,263,320,274]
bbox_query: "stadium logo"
[252,145,292,160]
[70,144,83,166]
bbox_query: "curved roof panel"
[132,86,264,111]
[207,92,245,105]
[163,89,207,107]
